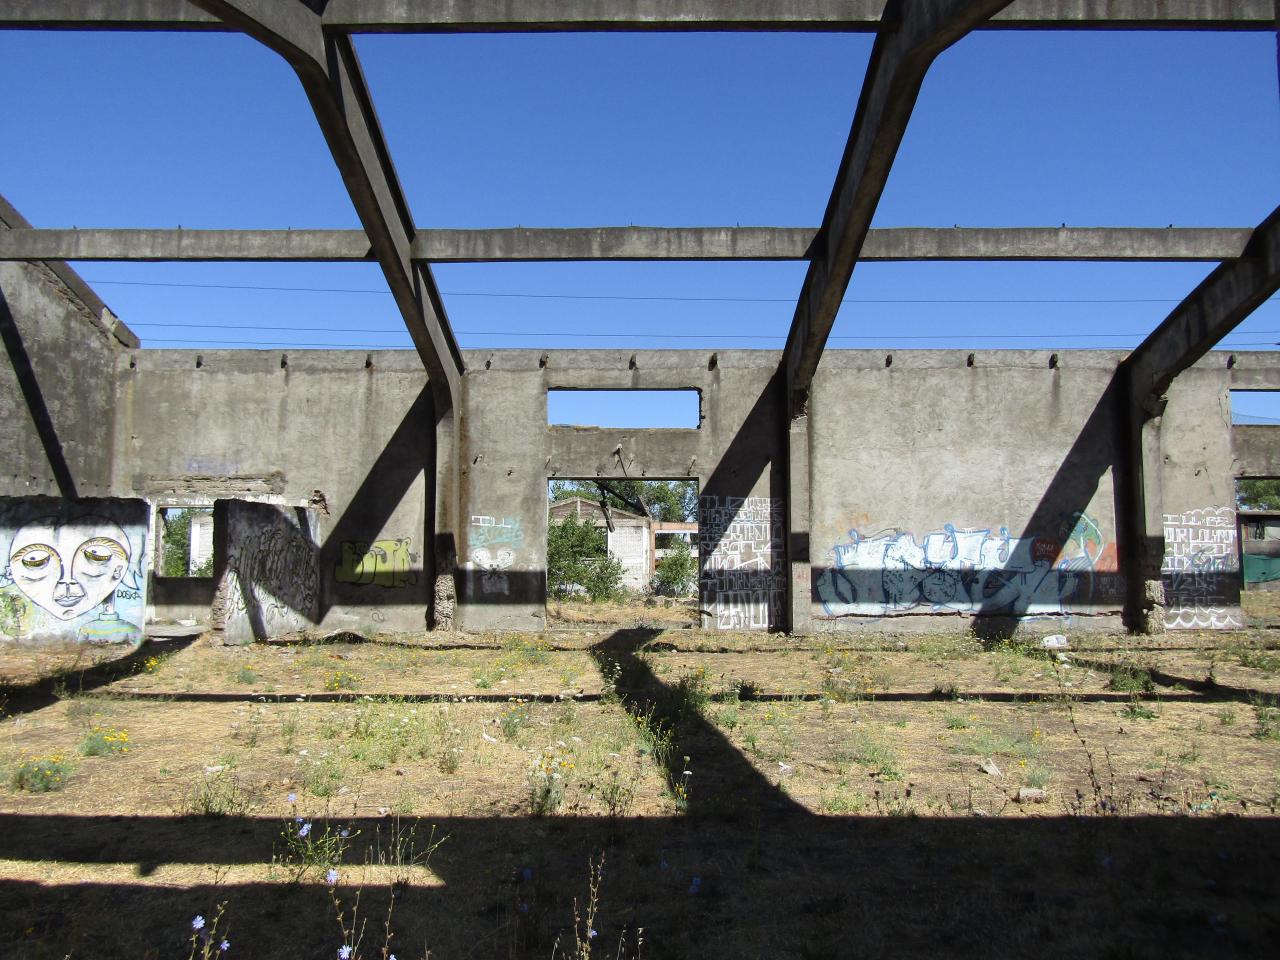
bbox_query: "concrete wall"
[0,495,148,646]
[0,227,1261,640]
[460,350,784,632]
[808,351,1127,633]
[112,350,434,635]
[0,199,134,498]
[212,499,321,644]
[1158,367,1243,629]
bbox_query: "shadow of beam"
[0,287,77,497]
[589,628,808,817]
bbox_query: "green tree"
[160,510,193,577]
[546,514,626,601]
[1238,479,1280,510]
[652,537,696,597]
[160,509,214,577]
[549,479,696,522]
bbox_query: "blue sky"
[0,26,1277,426]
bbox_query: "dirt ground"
[2,600,1279,959]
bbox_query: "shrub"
[652,538,696,596]
[78,726,130,756]
[11,755,73,792]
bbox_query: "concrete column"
[430,391,460,631]
[1119,371,1167,633]
[785,412,812,635]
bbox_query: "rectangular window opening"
[156,507,216,579]
[547,390,700,429]
[546,479,699,626]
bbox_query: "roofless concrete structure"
[1,0,1277,642]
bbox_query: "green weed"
[78,725,131,756]
[10,754,73,792]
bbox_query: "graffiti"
[700,496,784,630]
[468,515,523,596]
[1162,507,1241,630]
[0,498,147,645]
[817,512,1117,620]
[335,538,417,588]
[214,503,319,643]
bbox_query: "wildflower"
[338,947,352,960]
[299,822,312,838]
[220,940,230,952]
[589,929,598,939]
[339,828,350,838]
[192,915,206,931]
[287,792,297,803]
[521,867,533,881]
[517,902,529,914]
[326,868,339,886]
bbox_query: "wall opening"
[156,507,215,578]
[546,479,698,627]
[547,390,701,429]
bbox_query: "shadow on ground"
[1,629,1278,959]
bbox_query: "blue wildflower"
[191,916,205,931]
[339,828,350,838]
[338,946,352,960]
[689,876,702,895]
[287,792,297,804]
[517,902,529,914]
[299,822,312,838]
[326,868,339,886]
[219,940,230,952]
[521,867,533,882]
[589,929,598,939]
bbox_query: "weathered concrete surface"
[2,226,1254,263]
[1233,425,1280,478]
[211,499,320,644]
[0,199,135,498]
[3,226,1251,263]
[114,350,433,635]
[12,0,1270,31]
[1157,368,1243,629]
[461,350,784,632]
[809,351,1128,633]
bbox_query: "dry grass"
[2,624,1279,958]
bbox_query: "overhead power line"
[127,322,1280,343]
[84,276,1280,307]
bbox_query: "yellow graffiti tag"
[335,539,417,588]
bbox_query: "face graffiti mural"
[0,500,147,645]
[816,512,1119,620]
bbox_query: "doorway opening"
[546,478,699,628]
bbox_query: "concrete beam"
[2,1,1270,31]
[418,226,1255,262]
[187,2,462,396]
[1124,204,1280,407]
[0,229,377,262]
[781,0,1015,414]
[1233,425,1280,478]
[0,227,1252,263]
